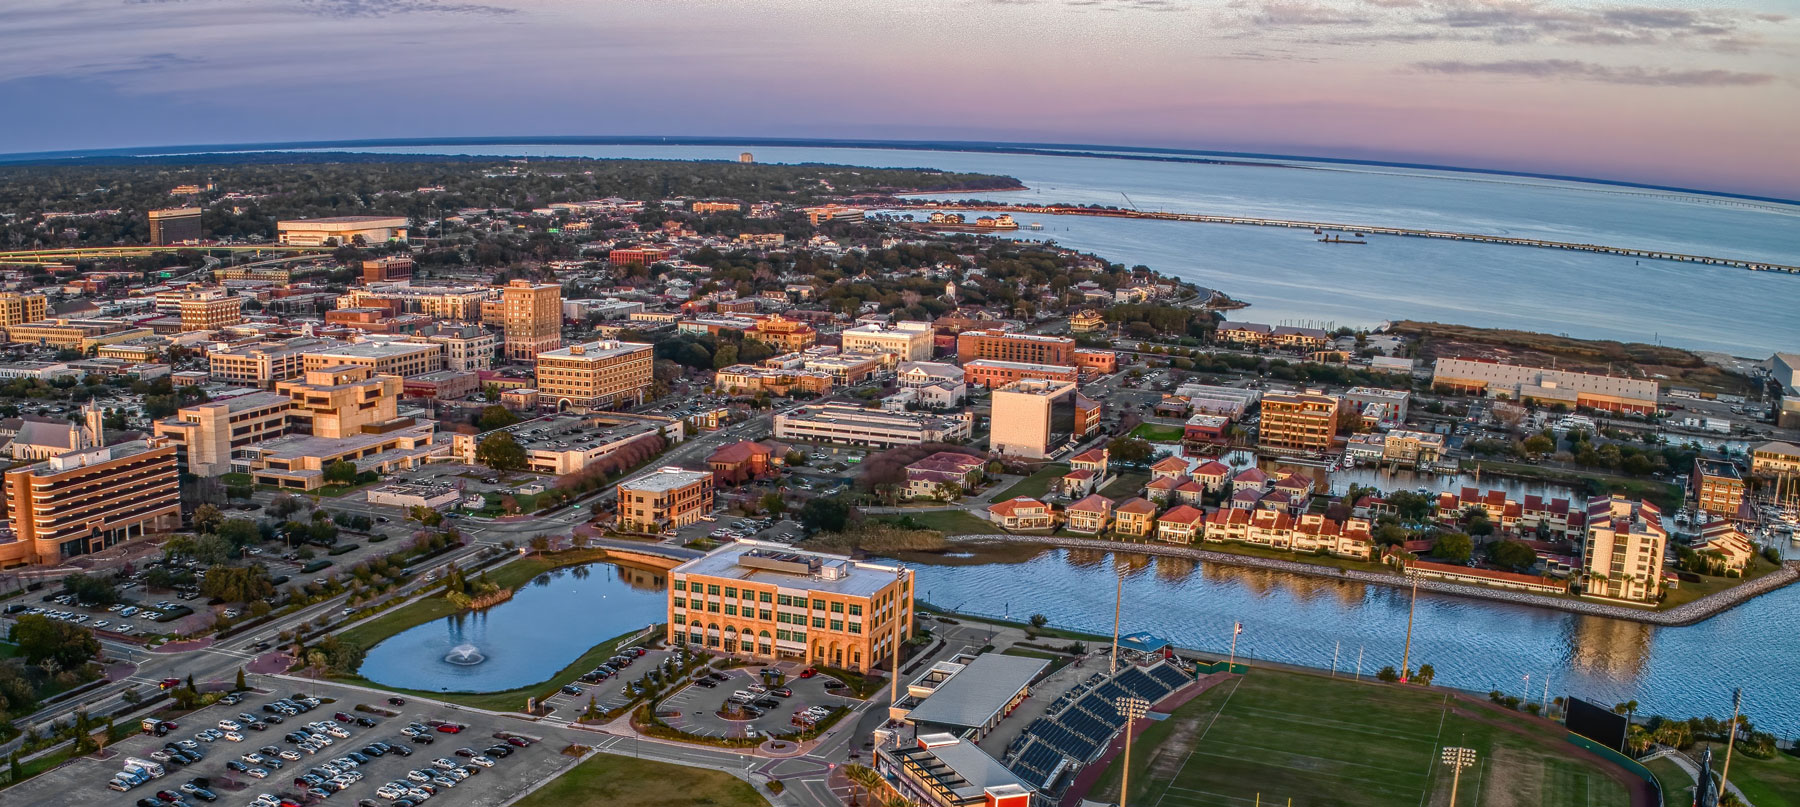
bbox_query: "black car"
[188,789,218,802]
[346,751,369,764]
[354,716,376,727]
[387,698,406,707]
[412,734,434,745]
[389,743,413,757]
[358,801,383,807]
[187,778,212,789]
[707,672,728,682]
[361,745,385,757]
[262,704,281,713]
[225,761,247,773]
[484,745,512,758]
[754,697,779,709]
[693,678,717,688]
[265,715,284,725]
[559,685,582,696]
[138,799,161,807]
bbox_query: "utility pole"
[1441,746,1477,807]
[1115,696,1150,807]
[1399,576,1419,682]
[1718,688,1741,804]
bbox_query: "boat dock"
[900,203,1800,274]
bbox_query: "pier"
[895,202,1800,274]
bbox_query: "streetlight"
[1440,746,1477,807]
[1115,696,1150,807]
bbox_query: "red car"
[797,668,818,679]
[436,724,464,734]
[505,737,530,747]
[333,712,354,723]
[160,678,182,690]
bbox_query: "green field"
[513,753,766,807]
[1130,423,1186,442]
[994,464,1070,501]
[879,509,998,535]
[1093,668,1637,807]
[1688,742,1800,807]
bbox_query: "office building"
[1691,458,1746,518]
[534,339,655,411]
[207,337,338,387]
[178,289,243,332]
[618,467,715,533]
[1258,392,1339,455]
[501,280,563,362]
[963,360,1079,389]
[746,314,817,351]
[775,404,973,448]
[341,283,492,322]
[1582,496,1667,603]
[990,379,1094,459]
[608,245,675,266]
[3,319,149,351]
[362,255,414,283]
[956,330,1075,367]
[1432,357,1658,414]
[408,326,496,372]
[302,340,443,378]
[1344,386,1410,428]
[276,215,409,247]
[147,207,203,246]
[0,293,47,329]
[668,540,913,672]
[842,321,934,362]
[0,439,181,566]
[276,365,403,439]
[153,391,294,476]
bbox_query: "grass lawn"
[1657,556,1781,611]
[339,626,645,712]
[1691,742,1800,807]
[1091,666,1636,807]
[512,753,766,807]
[1101,472,1150,497]
[994,464,1070,502]
[1645,757,1693,807]
[881,509,998,536]
[0,640,19,659]
[1129,423,1185,442]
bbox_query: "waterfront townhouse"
[1696,523,1757,572]
[1231,467,1270,495]
[1061,448,1110,497]
[1155,505,1206,544]
[775,404,974,448]
[986,497,1052,531]
[618,467,715,534]
[905,452,987,500]
[1257,392,1339,456]
[1436,487,1517,528]
[1192,460,1231,493]
[1113,497,1158,537]
[1216,322,1272,346]
[1064,495,1113,534]
[1518,495,1581,539]
[1582,496,1667,603]
[1749,441,1800,477]
[1270,326,1330,350]
[668,540,913,673]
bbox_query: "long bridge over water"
[0,244,334,264]
[896,203,1800,274]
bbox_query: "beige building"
[841,321,934,362]
[0,439,181,566]
[179,289,243,332]
[774,404,974,448]
[147,207,203,246]
[4,319,150,351]
[1582,496,1667,603]
[276,216,409,247]
[301,340,443,378]
[501,280,563,362]
[1258,392,1339,456]
[1433,357,1658,415]
[276,365,403,439]
[990,379,1081,460]
[534,339,656,410]
[668,540,913,672]
[342,283,492,322]
[0,293,48,329]
[618,467,714,533]
[1750,441,1800,477]
[1382,430,1445,465]
[207,337,338,387]
[408,326,496,372]
[153,391,294,476]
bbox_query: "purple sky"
[2,0,1795,198]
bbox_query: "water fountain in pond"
[444,644,485,665]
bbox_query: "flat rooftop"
[536,340,654,361]
[673,539,903,599]
[907,653,1049,730]
[305,341,439,360]
[278,216,409,226]
[502,414,663,452]
[618,466,711,493]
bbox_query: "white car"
[430,758,458,770]
[218,720,242,731]
[278,750,300,761]
[431,776,456,789]
[469,756,495,768]
[245,768,269,779]
[223,731,244,742]
[324,725,350,738]
[405,770,431,783]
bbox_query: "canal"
[908,547,1800,736]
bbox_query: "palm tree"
[843,764,882,806]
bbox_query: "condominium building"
[1344,386,1410,428]
[1382,430,1446,466]
[1432,357,1658,414]
[0,439,181,566]
[178,289,243,332]
[301,340,443,378]
[618,467,715,533]
[1691,458,1746,518]
[1750,441,1800,477]
[500,280,563,362]
[1257,392,1339,455]
[408,325,497,372]
[341,283,492,322]
[668,540,913,672]
[534,339,656,410]
[147,207,203,245]
[1582,496,1667,603]
[207,337,339,387]
[774,404,974,448]
[990,379,1094,460]
[0,293,47,329]
[956,330,1075,367]
[276,215,409,247]
[841,321,934,362]
[153,391,295,476]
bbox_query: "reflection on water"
[358,561,668,693]
[909,549,1800,734]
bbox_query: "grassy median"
[515,753,766,807]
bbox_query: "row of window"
[674,581,867,615]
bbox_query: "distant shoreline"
[2,135,1794,207]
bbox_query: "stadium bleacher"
[1000,660,1195,796]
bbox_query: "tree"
[759,492,786,516]
[8,615,100,670]
[1489,540,1538,571]
[476,405,520,431]
[409,506,444,528]
[323,460,358,486]
[799,496,854,534]
[201,565,275,604]
[192,503,225,535]
[1413,664,1436,686]
[61,573,120,607]
[1376,666,1399,682]
[844,764,883,807]
[1431,532,1473,564]
[476,432,528,473]
[216,518,261,549]
[1029,614,1049,630]
[235,667,247,692]
[268,494,306,520]
[1106,436,1154,464]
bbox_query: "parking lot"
[7,681,575,807]
[658,662,856,740]
[537,645,678,717]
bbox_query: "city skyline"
[1,0,1796,198]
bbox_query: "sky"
[1,0,1796,198]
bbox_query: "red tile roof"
[1159,504,1206,525]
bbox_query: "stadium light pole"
[1398,576,1418,682]
[1227,621,1242,673]
[1116,696,1150,807]
[1441,746,1477,807]
[1110,563,1124,675]
[1718,688,1741,804]
[889,566,908,711]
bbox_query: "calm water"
[358,561,667,693]
[913,549,1800,736]
[296,143,1800,355]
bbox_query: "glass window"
[707,585,720,596]
[707,602,719,613]
[777,629,791,641]
[724,587,737,598]
[673,614,686,625]
[848,604,862,616]
[759,592,772,603]
[830,602,844,613]
[793,631,806,644]
[829,620,843,632]
[812,617,825,629]
[848,622,861,635]
[673,597,686,609]
[673,580,687,591]
[812,599,826,610]
[725,605,738,616]
[759,609,772,621]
